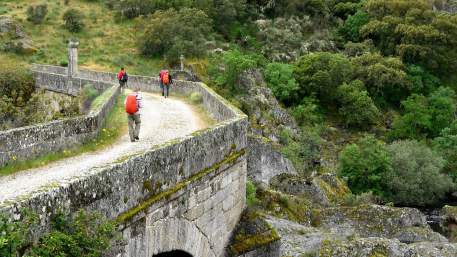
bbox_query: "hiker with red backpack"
[117,67,128,92]
[124,88,142,142]
[159,70,173,98]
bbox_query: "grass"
[0,92,127,177]
[0,0,164,75]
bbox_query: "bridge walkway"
[0,92,210,205]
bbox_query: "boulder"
[0,16,37,54]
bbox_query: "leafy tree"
[338,10,369,42]
[264,62,299,105]
[391,87,456,139]
[209,49,264,92]
[351,52,410,105]
[294,52,353,104]
[63,9,84,33]
[406,65,440,95]
[433,121,457,182]
[361,0,457,76]
[139,8,213,62]
[291,97,322,126]
[339,135,392,196]
[332,0,364,19]
[337,80,380,128]
[386,140,453,206]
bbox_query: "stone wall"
[0,81,119,168]
[1,66,249,257]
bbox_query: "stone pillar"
[68,40,79,78]
[180,54,184,71]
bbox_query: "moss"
[315,177,350,204]
[143,181,153,193]
[229,229,280,255]
[116,149,245,223]
[89,86,117,112]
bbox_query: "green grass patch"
[0,92,127,176]
[90,86,117,111]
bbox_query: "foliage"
[386,140,453,206]
[337,80,380,128]
[343,191,381,206]
[29,210,118,257]
[391,87,456,140]
[209,50,264,92]
[433,121,457,182]
[351,53,410,105]
[294,52,353,104]
[338,10,369,42]
[264,62,299,105]
[338,135,392,197]
[26,4,48,24]
[0,210,118,257]
[139,8,213,62]
[189,92,203,104]
[280,128,323,174]
[291,97,322,127]
[360,0,457,76]
[63,9,85,33]
[246,180,259,206]
[406,65,440,95]
[0,62,35,105]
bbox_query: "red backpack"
[162,72,170,85]
[125,94,138,114]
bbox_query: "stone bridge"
[1,42,249,257]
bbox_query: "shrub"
[386,140,453,206]
[63,9,84,33]
[0,62,35,106]
[246,180,259,207]
[433,121,457,182]
[391,87,456,140]
[189,92,203,104]
[338,135,392,197]
[138,8,213,62]
[264,62,299,105]
[294,52,353,104]
[406,65,440,96]
[291,97,322,127]
[338,10,369,42]
[26,4,48,24]
[337,80,380,128]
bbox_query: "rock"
[0,16,37,54]
[314,204,444,242]
[247,136,297,186]
[441,205,457,242]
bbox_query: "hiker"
[125,88,142,142]
[117,67,128,92]
[159,70,173,98]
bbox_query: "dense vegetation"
[0,210,119,257]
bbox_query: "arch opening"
[153,250,193,257]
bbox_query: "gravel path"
[0,92,210,205]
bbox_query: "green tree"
[338,135,392,196]
[361,0,457,76]
[406,65,440,95]
[391,87,456,139]
[264,62,299,105]
[63,9,84,33]
[294,52,353,104]
[337,80,380,128]
[351,52,410,105]
[386,140,453,206]
[433,121,457,182]
[139,8,213,62]
[338,10,369,42]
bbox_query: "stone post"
[180,54,184,71]
[68,40,79,78]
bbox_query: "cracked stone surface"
[0,92,210,205]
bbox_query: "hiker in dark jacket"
[118,67,128,92]
[159,70,173,98]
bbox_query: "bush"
[139,8,213,62]
[208,49,264,92]
[433,121,457,182]
[337,80,380,128]
[246,180,259,207]
[189,92,203,104]
[0,62,35,105]
[264,62,299,105]
[26,4,48,24]
[338,135,392,197]
[294,52,353,104]
[338,10,369,42]
[291,97,322,127]
[63,9,84,33]
[391,87,456,140]
[386,140,453,206]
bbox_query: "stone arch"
[147,218,216,257]
[152,250,193,257]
